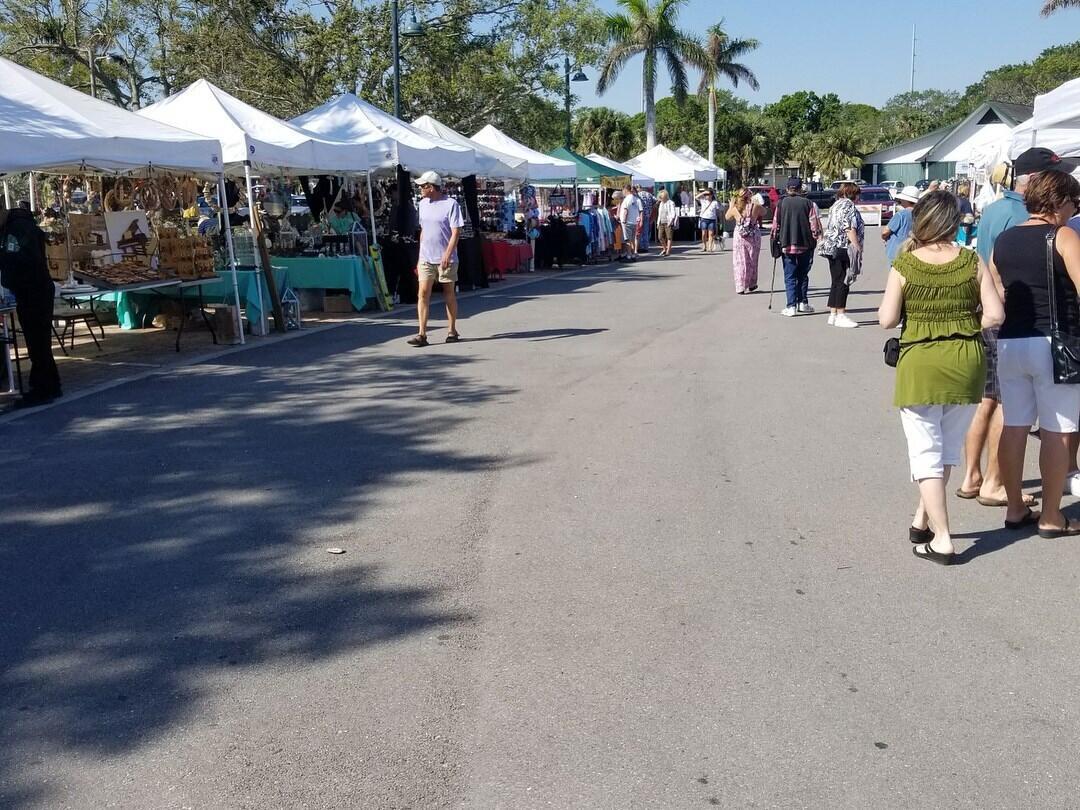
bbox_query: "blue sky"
[576,0,1079,112]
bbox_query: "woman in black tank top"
[990,169,1080,538]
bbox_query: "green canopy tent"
[535,146,629,213]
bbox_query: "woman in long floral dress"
[725,188,764,294]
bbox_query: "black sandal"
[1004,508,1040,531]
[913,543,954,566]
[909,526,935,544]
[445,332,461,343]
[1037,518,1080,539]
[407,334,429,347]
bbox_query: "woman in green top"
[879,191,1004,566]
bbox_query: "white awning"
[292,95,477,177]
[675,145,723,182]
[585,154,655,186]
[411,116,526,181]
[626,145,713,183]
[138,80,369,174]
[1032,78,1080,133]
[470,125,576,181]
[0,56,222,175]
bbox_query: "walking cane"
[768,256,779,310]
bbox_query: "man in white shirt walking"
[618,184,642,262]
[408,171,463,347]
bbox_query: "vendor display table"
[675,216,700,242]
[481,238,532,279]
[270,255,378,314]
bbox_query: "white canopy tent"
[1008,117,1080,161]
[0,57,223,176]
[139,80,370,175]
[626,145,713,183]
[675,145,724,183]
[411,116,526,181]
[292,94,477,177]
[470,125,576,181]
[586,153,655,187]
[0,57,249,345]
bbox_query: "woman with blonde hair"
[879,190,1004,565]
[725,187,763,293]
[655,189,678,257]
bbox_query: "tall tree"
[811,129,865,182]
[573,106,637,160]
[597,0,708,150]
[697,21,758,166]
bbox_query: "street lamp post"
[391,0,424,119]
[564,57,588,151]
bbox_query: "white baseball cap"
[895,186,921,204]
[415,171,442,187]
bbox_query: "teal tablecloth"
[110,256,377,329]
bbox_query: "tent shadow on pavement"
[0,320,531,808]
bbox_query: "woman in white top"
[697,189,720,253]
[655,190,678,256]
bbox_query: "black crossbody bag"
[1046,229,1080,384]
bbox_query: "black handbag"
[883,337,901,367]
[769,198,783,259]
[1046,229,1080,384]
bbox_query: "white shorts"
[997,336,1080,432]
[900,404,978,481]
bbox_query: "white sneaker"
[797,302,815,314]
[780,306,797,317]
[1065,471,1080,496]
[827,313,836,326]
[833,313,859,328]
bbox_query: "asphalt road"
[3,234,1080,809]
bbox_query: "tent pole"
[243,161,267,335]
[219,173,245,345]
[28,172,37,212]
[366,172,378,246]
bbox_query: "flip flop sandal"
[407,334,429,347]
[1004,508,1040,531]
[955,487,979,500]
[977,494,1039,508]
[445,332,461,343]
[912,543,954,566]
[909,526,935,544]
[1037,518,1080,539]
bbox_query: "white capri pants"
[997,336,1080,433]
[900,404,978,481]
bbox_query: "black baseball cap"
[1013,147,1079,176]
[785,176,803,190]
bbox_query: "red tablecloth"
[482,239,532,277]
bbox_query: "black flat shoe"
[909,526,935,544]
[913,543,954,566]
[445,332,461,343]
[1037,518,1080,539]
[1005,508,1040,530]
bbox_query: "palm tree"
[698,22,759,166]
[1042,0,1080,13]
[811,129,866,182]
[573,107,637,160]
[597,0,709,150]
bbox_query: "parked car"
[915,179,931,191]
[878,180,905,197]
[290,194,310,216]
[854,186,895,226]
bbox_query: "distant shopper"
[656,190,678,257]
[957,184,975,244]
[697,189,719,253]
[990,169,1080,538]
[0,201,62,407]
[327,198,360,235]
[408,171,462,347]
[771,177,822,317]
[725,188,763,294]
[819,182,864,328]
[617,184,642,262]
[882,185,919,264]
[636,185,656,253]
[878,191,1004,565]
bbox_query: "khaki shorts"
[657,223,674,242]
[418,260,459,284]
